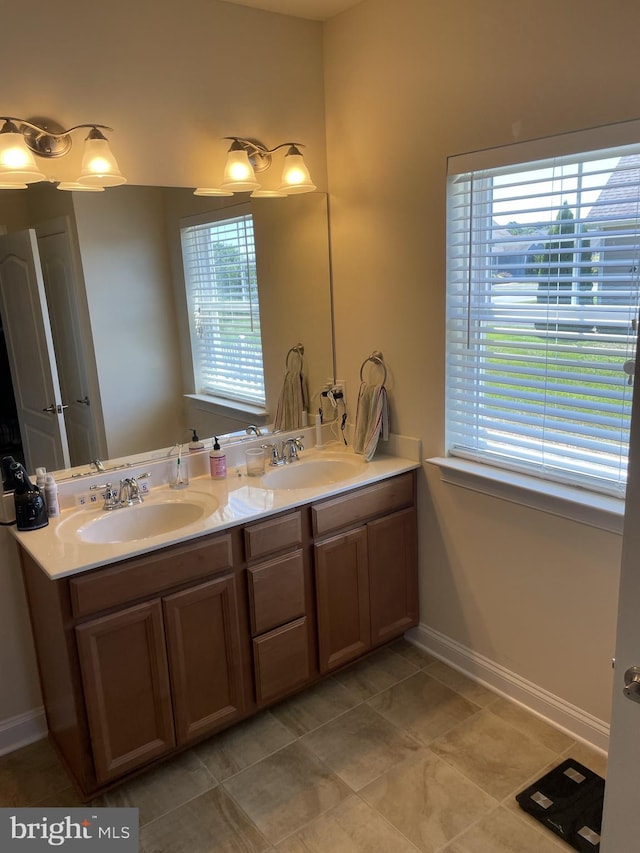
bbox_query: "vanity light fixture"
[0,117,126,190]
[194,136,316,198]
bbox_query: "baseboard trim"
[407,623,609,753]
[0,707,48,756]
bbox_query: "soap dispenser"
[188,428,204,452]
[10,463,48,531]
[209,437,227,479]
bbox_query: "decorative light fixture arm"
[0,117,113,158]
[0,115,126,190]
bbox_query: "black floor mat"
[516,758,604,851]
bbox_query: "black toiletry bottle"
[11,463,49,531]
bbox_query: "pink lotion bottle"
[209,436,227,479]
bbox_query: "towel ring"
[359,351,387,384]
[286,343,304,371]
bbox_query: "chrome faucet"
[90,458,105,472]
[90,481,119,510]
[284,436,304,462]
[91,472,151,510]
[246,425,262,436]
[262,437,304,466]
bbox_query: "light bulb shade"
[279,146,316,194]
[0,130,47,183]
[251,188,288,198]
[77,137,126,187]
[56,181,105,192]
[220,148,260,192]
[194,187,234,197]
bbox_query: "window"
[181,206,265,407]
[446,131,640,498]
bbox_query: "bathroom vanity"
[14,446,419,799]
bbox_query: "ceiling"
[219,0,361,21]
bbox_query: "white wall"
[323,0,634,735]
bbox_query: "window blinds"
[181,212,265,406]
[446,143,640,497]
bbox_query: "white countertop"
[10,441,420,580]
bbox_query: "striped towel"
[274,368,309,431]
[353,382,389,461]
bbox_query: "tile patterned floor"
[0,640,607,852]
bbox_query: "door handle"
[623,666,640,703]
[42,403,69,414]
[76,396,90,406]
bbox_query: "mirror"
[0,184,334,479]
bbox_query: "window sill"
[184,394,269,422]
[426,456,625,535]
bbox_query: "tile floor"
[0,639,607,852]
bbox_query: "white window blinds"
[446,140,640,497]
[181,210,265,406]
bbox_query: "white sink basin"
[57,494,219,545]
[261,456,364,490]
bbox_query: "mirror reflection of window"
[180,205,266,407]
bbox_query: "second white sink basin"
[57,494,219,545]
[261,456,364,490]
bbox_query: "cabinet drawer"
[70,534,233,619]
[244,511,302,561]
[247,550,305,635]
[253,617,309,705]
[312,472,414,538]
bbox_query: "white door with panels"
[0,229,70,472]
[36,219,100,466]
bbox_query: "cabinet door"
[368,507,419,646]
[164,575,245,745]
[315,528,370,673]
[75,600,175,784]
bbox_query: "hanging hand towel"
[274,366,309,431]
[353,381,389,461]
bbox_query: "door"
[75,600,176,784]
[163,574,245,745]
[315,527,370,673]
[601,383,640,849]
[36,220,100,465]
[0,230,70,472]
[368,507,419,647]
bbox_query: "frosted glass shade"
[279,147,316,194]
[194,187,234,197]
[77,137,126,187]
[220,149,260,192]
[0,130,46,183]
[57,182,105,192]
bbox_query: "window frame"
[445,121,640,499]
[179,204,266,410]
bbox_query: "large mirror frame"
[0,184,335,481]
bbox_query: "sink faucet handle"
[90,481,118,510]
[284,436,304,461]
[261,442,281,465]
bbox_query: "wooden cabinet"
[164,575,245,745]
[20,469,418,798]
[245,512,313,704]
[313,474,418,674]
[74,564,245,783]
[75,600,175,784]
[315,528,370,672]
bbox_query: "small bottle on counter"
[45,474,60,518]
[36,466,47,491]
[209,437,227,479]
[188,428,204,451]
